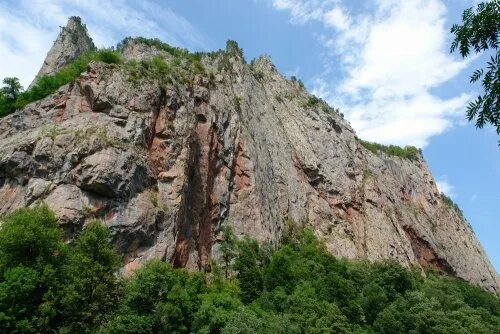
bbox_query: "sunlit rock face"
[1,17,497,293]
[29,16,95,88]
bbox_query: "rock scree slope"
[0,17,497,293]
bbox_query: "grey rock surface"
[29,16,95,88]
[1,28,498,293]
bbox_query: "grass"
[362,169,374,184]
[119,38,206,87]
[359,139,420,161]
[147,189,159,208]
[39,125,68,140]
[117,37,203,63]
[124,54,205,87]
[74,126,129,149]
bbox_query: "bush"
[359,139,421,161]
[306,95,321,108]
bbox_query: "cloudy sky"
[0,0,498,270]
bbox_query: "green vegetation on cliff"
[0,207,498,333]
[0,49,121,118]
[441,192,465,217]
[0,37,210,118]
[117,37,204,63]
[359,139,421,161]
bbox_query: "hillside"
[0,17,497,294]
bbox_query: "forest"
[0,206,498,334]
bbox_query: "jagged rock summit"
[1,17,498,293]
[29,16,95,88]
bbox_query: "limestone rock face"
[29,16,95,88]
[1,28,498,293]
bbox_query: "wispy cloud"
[436,175,455,198]
[0,0,208,88]
[272,0,471,147]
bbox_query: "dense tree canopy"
[0,207,498,333]
[451,0,500,138]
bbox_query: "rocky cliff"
[28,16,95,88]
[1,18,498,293]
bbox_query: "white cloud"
[436,175,455,198]
[0,0,207,88]
[272,0,337,23]
[323,7,350,31]
[272,0,471,148]
[347,92,470,147]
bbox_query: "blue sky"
[0,0,498,271]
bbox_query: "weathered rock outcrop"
[1,19,498,293]
[29,17,95,88]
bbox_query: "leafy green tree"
[221,307,300,334]
[374,291,499,334]
[0,205,66,333]
[0,77,23,115]
[1,206,499,333]
[220,227,237,279]
[192,292,242,334]
[102,260,205,334]
[1,77,23,101]
[0,91,9,116]
[58,221,121,333]
[319,268,364,323]
[360,282,388,325]
[98,314,154,334]
[264,244,297,293]
[369,260,417,301]
[233,237,266,303]
[226,40,244,59]
[284,283,351,334]
[451,1,500,136]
